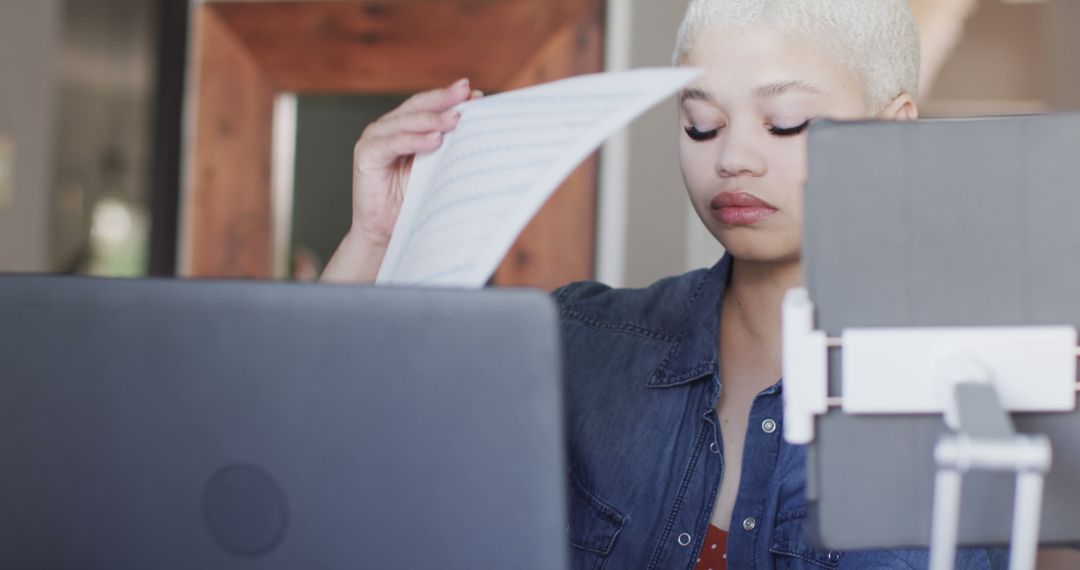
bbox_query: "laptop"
[0,276,568,569]
[801,113,1080,549]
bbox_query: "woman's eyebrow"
[680,81,823,104]
[753,80,824,99]
[679,87,713,104]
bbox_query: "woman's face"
[678,26,870,264]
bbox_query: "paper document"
[375,67,703,287]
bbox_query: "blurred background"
[1,0,1079,288]
[1,0,181,277]
[0,0,1078,566]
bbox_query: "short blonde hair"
[673,0,921,112]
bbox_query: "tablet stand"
[782,288,1080,570]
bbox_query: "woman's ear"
[879,93,919,121]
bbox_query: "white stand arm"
[929,383,1053,570]
[781,289,828,444]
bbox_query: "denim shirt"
[553,254,1000,570]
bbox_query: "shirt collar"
[645,253,732,388]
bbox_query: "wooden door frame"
[181,0,603,289]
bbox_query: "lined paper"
[376,67,703,288]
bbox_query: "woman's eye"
[684,125,720,142]
[768,120,811,137]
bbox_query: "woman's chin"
[714,232,801,265]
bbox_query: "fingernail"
[453,77,469,89]
[470,89,484,98]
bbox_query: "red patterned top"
[693,524,728,570]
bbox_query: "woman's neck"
[720,255,804,374]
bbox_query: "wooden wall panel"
[491,0,604,290]
[186,0,604,285]
[212,0,583,93]
[188,7,276,277]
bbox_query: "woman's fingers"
[353,79,476,173]
[364,109,460,138]
[358,131,444,169]
[389,78,472,118]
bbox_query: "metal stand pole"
[929,467,963,570]
[928,383,1052,570]
[1010,469,1047,570]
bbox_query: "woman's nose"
[715,127,767,178]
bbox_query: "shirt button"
[761,418,777,434]
[742,516,757,531]
[677,532,692,546]
[709,441,720,454]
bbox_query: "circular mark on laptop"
[202,463,289,557]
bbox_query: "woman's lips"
[709,191,778,226]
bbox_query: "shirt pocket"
[567,473,626,568]
[768,510,843,570]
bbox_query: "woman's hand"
[322,78,481,283]
[351,78,475,246]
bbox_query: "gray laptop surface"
[802,113,1080,550]
[0,276,568,569]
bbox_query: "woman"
[323,1,1000,567]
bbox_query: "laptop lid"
[0,276,568,569]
